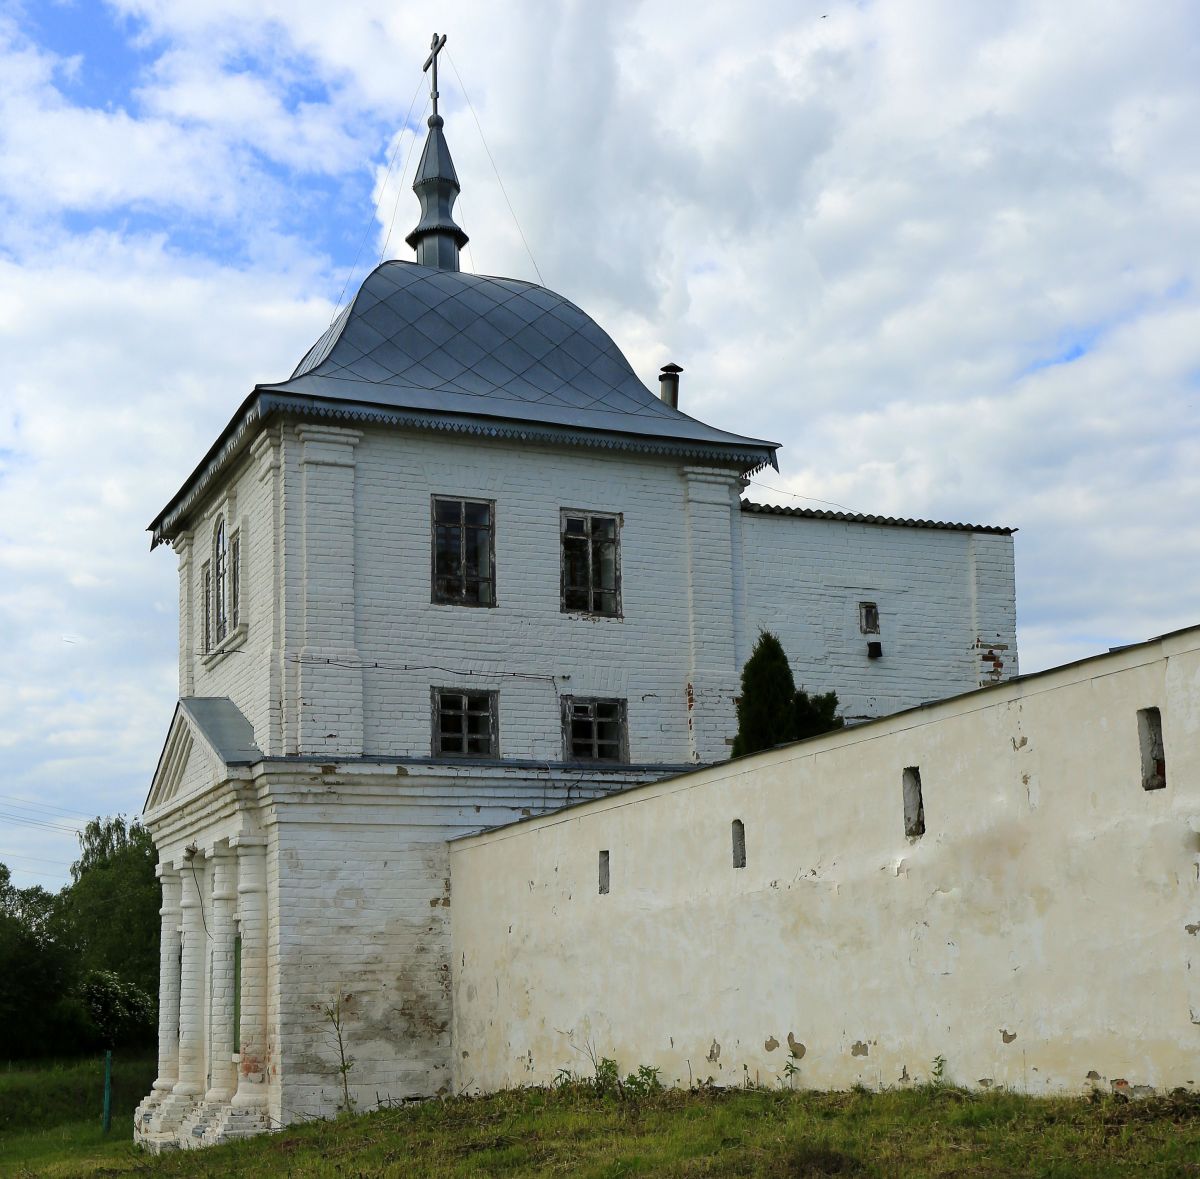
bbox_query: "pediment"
[145,697,262,814]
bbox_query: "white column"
[151,867,182,1096]
[173,854,207,1098]
[231,836,269,1109]
[296,424,363,756]
[205,846,238,1102]
[683,467,742,762]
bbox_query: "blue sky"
[2,0,1200,889]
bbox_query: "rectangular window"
[561,510,621,616]
[563,697,627,763]
[230,534,241,629]
[432,497,495,607]
[902,766,925,839]
[202,565,212,653]
[598,849,610,895]
[1138,707,1166,791]
[433,688,498,758]
[859,601,880,634]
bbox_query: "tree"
[56,816,160,1001]
[731,631,799,757]
[80,970,155,1050]
[794,688,845,741]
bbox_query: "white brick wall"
[740,512,1018,722]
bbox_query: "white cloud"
[2,0,1200,885]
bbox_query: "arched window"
[214,518,228,644]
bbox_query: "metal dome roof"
[259,259,779,459]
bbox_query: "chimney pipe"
[658,362,683,409]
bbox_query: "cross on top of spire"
[423,33,447,119]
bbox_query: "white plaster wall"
[258,764,638,1121]
[450,626,1200,1096]
[740,512,1018,722]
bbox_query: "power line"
[332,72,428,323]
[0,811,83,836]
[0,794,94,822]
[746,479,862,515]
[445,48,545,286]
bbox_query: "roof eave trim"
[149,392,779,547]
[739,499,1014,536]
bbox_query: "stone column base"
[133,1092,272,1152]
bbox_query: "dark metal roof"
[266,260,778,458]
[149,261,779,546]
[740,500,1014,535]
[179,697,262,765]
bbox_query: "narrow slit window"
[902,766,925,839]
[202,565,212,653]
[230,534,241,629]
[598,849,610,895]
[1138,707,1166,791]
[232,932,242,1053]
[213,518,228,643]
[731,819,746,868]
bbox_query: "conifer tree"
[731,630,797,757]
[794,687,845,740]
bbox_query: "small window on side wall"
[598,849,610,895]
[902,766,925,839]
[859,601,880,634]
[433,688,498,758]
[1138,707,1166,791]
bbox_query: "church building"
[134,41,1016,1149]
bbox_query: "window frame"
[560,509,622,618]
[561,695,628,764]
[430,496,497,608]
[431,687,500,759]
[214,518,229,645]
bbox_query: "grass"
[4,1075,1200,1177]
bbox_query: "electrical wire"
[331,73,428,323]
[378,96,432,264]
[746,479,862,515]
[445,48,545,286]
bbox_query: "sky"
[2,0,1199,890]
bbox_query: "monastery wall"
[450,626,1200,1097]
[739,511,1017,723]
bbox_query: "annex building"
[133,50,1019,1149]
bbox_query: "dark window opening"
[598,849,610,895]
[732,819,746,868]
[561,511,621,616]
[230,534,240,629]
[433,688,499,758]
[202,567,212,653]
[903,766,925,839]
[859,601,880,634]
[214,519,228,643]
[432,497,495,607]
[563,697,627,763]
[1138,707,1166,791]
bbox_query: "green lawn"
[3,1073,1200,1177]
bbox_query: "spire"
[405,33,469,271]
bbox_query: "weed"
[930,1054,947,1086]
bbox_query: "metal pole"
[102,1049,112,1133]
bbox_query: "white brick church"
[133,56,1016,1149]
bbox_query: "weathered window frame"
[1138,707,1166,791]
[859,601,880,634]
[562,696,628,763]
[229,531,241,629]
[431,496,496,608]
[432,687,499,758]
[560,509,621,617]
[201,562,213,652]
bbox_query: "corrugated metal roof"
[264,260,778,458]
[740,500,1014,535]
